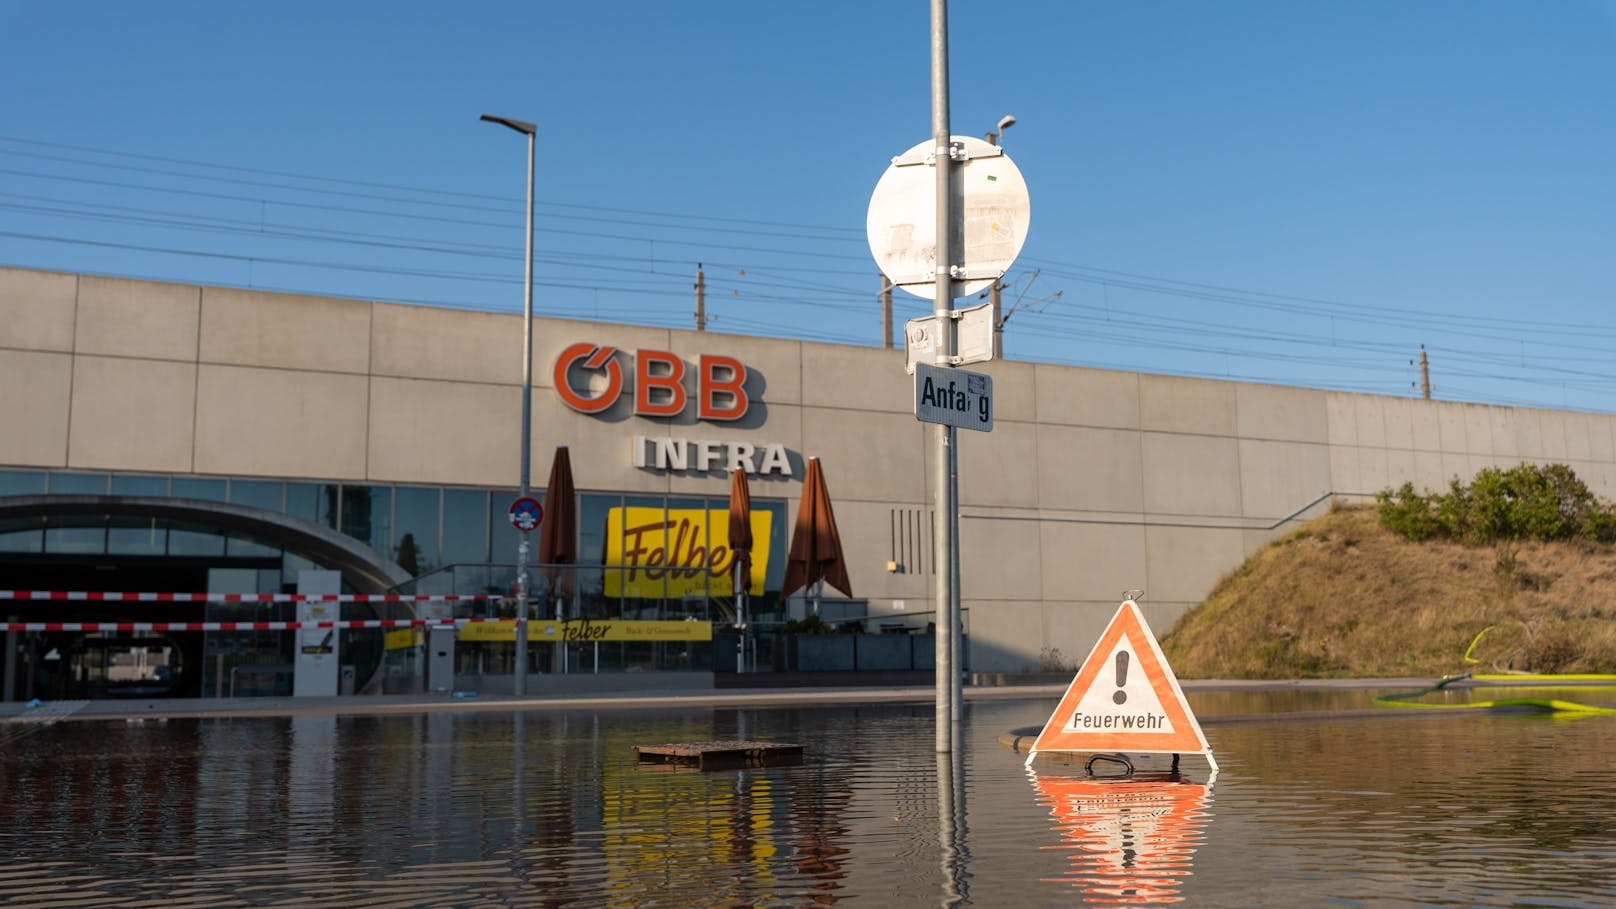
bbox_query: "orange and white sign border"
[1025,598,1218,773]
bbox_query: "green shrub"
[1375,482,1441,540]
[784,615,839,634]
[1377,463,1616,545]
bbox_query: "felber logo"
[605,507,772,598]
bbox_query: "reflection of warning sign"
[1033,774,1213,903]
[1027,599,1215,768]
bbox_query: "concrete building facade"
[5,266,1616,695]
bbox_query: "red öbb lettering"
[554,343,751,420]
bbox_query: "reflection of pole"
[930,0,957,755]
[936,749,968,907]
[512,711,527,880]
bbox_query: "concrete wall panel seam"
[191,360,378,380]
[365,301,376,481]
[70,273,80,351]
[62,276,79,467]
[191,282,203,474]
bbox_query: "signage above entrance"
[632,436,792,477]
[553,343,750,421]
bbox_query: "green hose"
[1372,673,1616,714]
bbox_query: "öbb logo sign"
[553,344,749,421]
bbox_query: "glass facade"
[0,469,546,569]
[2,469,794,615]
[2,467,798,690]
[392,485,440,575]
[440,488,489,567]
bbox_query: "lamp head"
[480,113,536,135]
[986,115,1017,146]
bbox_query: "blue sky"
[2,1,1613,410]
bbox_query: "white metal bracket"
[892,139,991,167]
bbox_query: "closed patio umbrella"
[538,445,578,613]
[728,467,754,671]
[782,456,851,615]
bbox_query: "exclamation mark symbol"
[1113,651,1130,705]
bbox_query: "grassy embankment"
[1161,503,1616,679]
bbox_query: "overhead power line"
[0,136,865,236]
[6,133,1616,412]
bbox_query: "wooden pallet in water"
[634,740,804,770]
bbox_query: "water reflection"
[790,767,854,903]
[937,750,969,907]
[1032,772,1214,906]
[3,698,1616,907]
[0,703,964,907]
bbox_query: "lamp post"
[986,116,1014,358]
[984,114,1015,147]
[481,112,537,697]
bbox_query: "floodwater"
[2,687,1615,908]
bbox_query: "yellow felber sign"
[384,628,419,651]
[457,619,713,643]
[604,507,772,599]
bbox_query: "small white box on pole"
[904,315,942,376]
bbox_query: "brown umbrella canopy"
[782,457,852,599]
[538,446,578,594]
[727,468,754,595]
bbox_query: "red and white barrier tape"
[0,618,519,633]
[0,590,502,603]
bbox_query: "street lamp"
[985,114,1015,146]
[481,112,536,698]
[985,115,1015,356]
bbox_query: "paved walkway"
[0,677,1434,723]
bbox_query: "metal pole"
[880,274,894,349]
[989,280,1002,359]
[695,264,707,332]
[3,617,15,703]
[950,439,963,748]
[740,553,749,672]
[515,126,535,694]
[483,114,539,694]
[986,121,1009,361]
[931,0,957,755]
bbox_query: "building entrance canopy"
[0,495,410,592]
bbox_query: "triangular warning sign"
[1027,599,1215,769]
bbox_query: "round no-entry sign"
[508,496,543,533]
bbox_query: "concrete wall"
[8,267,1616,671]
